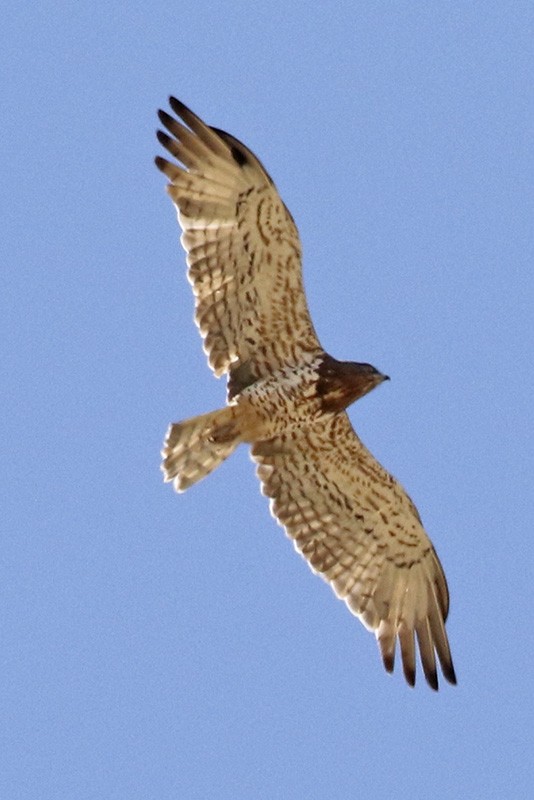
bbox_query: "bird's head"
[317,356,389,413]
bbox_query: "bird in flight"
[155,97,456,690]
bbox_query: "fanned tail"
[162,406,242,491]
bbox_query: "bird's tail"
[161,406,242,492]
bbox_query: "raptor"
[155,97,456,690]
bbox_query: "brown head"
[317,354,389,414]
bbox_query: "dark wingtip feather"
[154,155,168,172]
[403,665,416,687]
[425,669,439,692]
[382,653,395,674]
[443,661,457,686]
[169,96,188,116]
[157,108,175,128]
[156,129,173,149]
[169,97,203,131]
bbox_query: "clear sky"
[2,2,533,798]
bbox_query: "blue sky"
[2,2,533,798]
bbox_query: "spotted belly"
[234,356,326,442]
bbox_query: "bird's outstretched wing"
[251,412,456,690]
[156,98,321,397]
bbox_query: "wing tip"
[169,95,189,117]
[156,129,172,148]
[379,622,457,690]
[157,108,172,128]
[154,154,168,173]
[382,652,395,675]
[424,668,439,692]
[422,643,457,690]
[442,660,457,686]
[403,665,416,688]
[382,650,417,688]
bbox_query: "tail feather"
[162,406,241,492]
